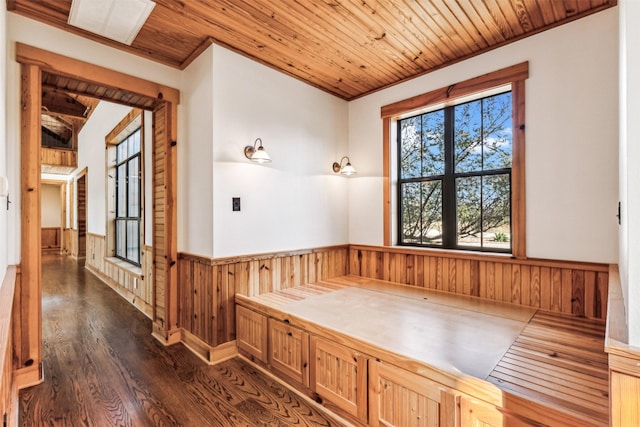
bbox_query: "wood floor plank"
[20,255,345,427]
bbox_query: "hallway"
[19,255,344,426]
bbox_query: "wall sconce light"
[332,156,356,176]
[0,176,11,210]
[244,138,272,163]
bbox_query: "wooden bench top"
[238,274,608,426]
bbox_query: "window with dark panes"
[115,128,142,265]
[398,91,512,252]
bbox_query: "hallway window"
[115,128,141,265]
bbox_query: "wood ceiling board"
[8,0,617,100]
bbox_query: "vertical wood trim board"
[152,104,179,344]
[18,63,42,376]
[152,106,167,335]
[349,245,609,320]
[178,246,349,347]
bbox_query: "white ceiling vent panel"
[68,0,156,46]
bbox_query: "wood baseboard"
[151,324,181,347]
[180,328,237,365]
[13,363,43,390]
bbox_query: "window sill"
[105,257,142,276]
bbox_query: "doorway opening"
[16,43,180,387]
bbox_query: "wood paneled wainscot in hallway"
[85,233,154,318]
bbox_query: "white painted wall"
[41,184,61,228]
[619,0,640,346]
[0,4,7,279]
[3,9,621,267]
[76,102,133,236]
[348,8,619,265]
[210,45,349,257]
[179,46,214,256]
[5,12,182,264]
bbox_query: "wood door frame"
[75,169,87,260]
[16,44,180,386]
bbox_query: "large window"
[398,91,512,252]
[115,129,142,265]
[381,62,528,257]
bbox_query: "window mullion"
[480,99,485,249]
[442,107,456,249]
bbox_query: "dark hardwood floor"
[20,254,345,427]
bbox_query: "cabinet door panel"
[459,396,532,427]
[310,336,367,421]
[236,306,268,363]
[369,360,455,427]
[268,318,309,386]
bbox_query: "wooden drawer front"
[268,319,309,386]
[236,306,268,363]
[369,361,455,427]
[310,336,367,421]
[458,396,537,427]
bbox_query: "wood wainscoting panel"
[85,233,106,273]
[178,246,349,350]
[61,228,75,256]
[41,227,61,252]
[85,235,154,318]
[1,267,17,427]
[349,245,609,320]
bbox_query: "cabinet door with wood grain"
[309,336,368,422]
[459,396,533,427]
[236,306,268,363]
[369,360,456,427]
[268,318,309,387]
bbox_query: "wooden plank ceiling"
[8,0,616,100]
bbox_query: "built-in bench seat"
[235,275,608,426]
